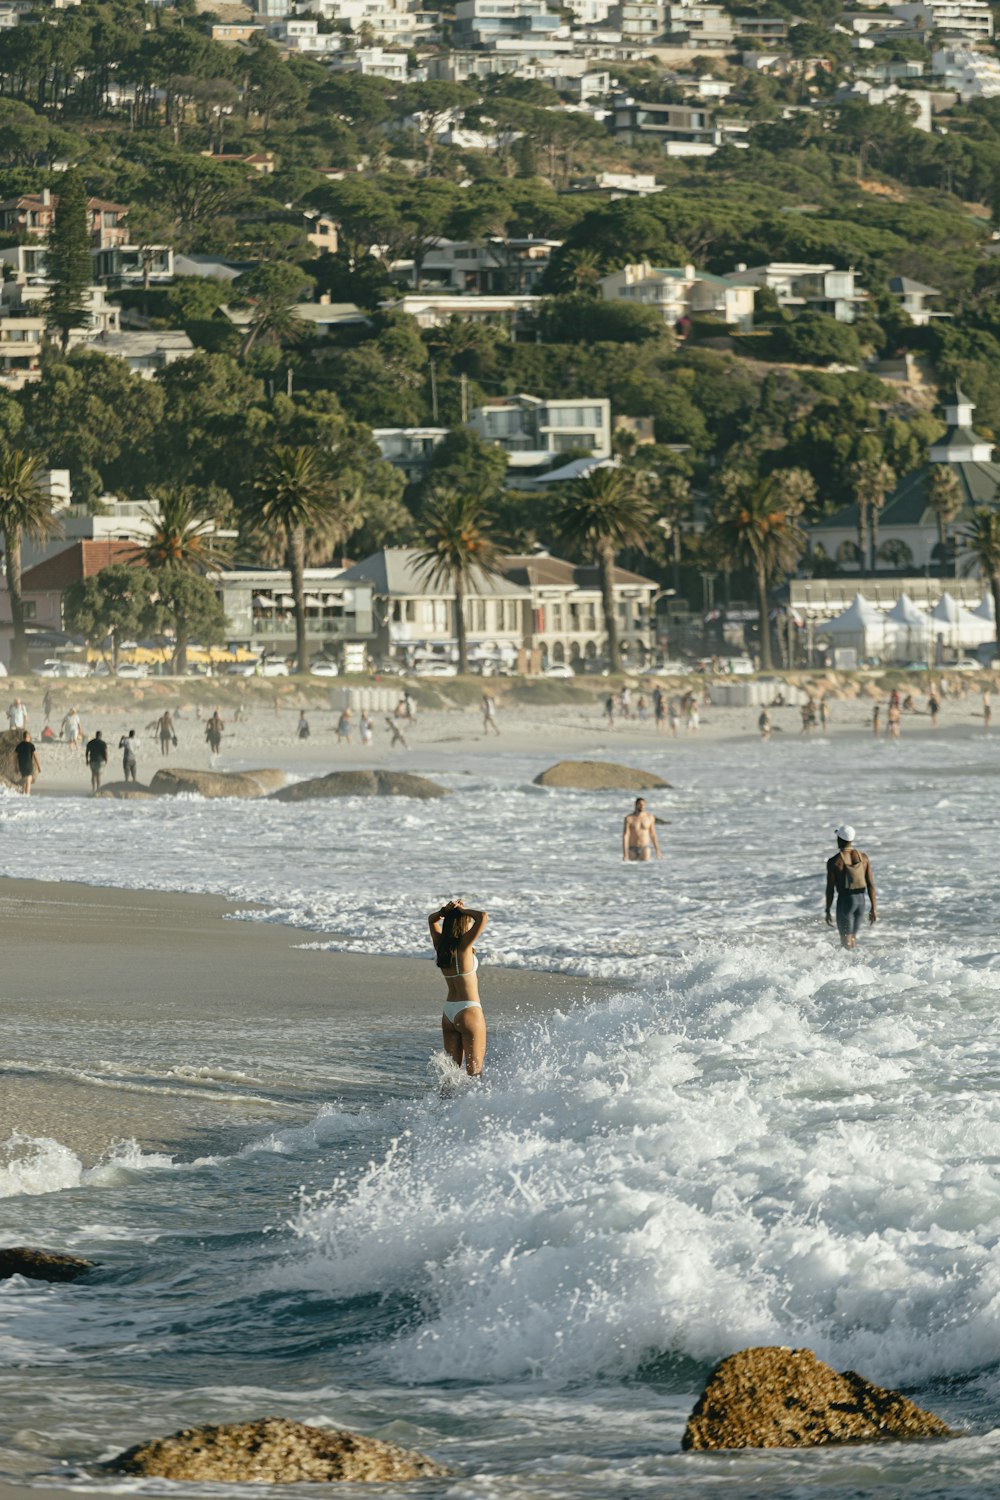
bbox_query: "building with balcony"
[372,427,449,481]
[454,0,567,45]
[497,550,657,666]
[469,394,612,467]
[389,236,559,292]
[218,567,376,656]
[892,0,993,39]
[610,97,748,155]
[0,278,121,343]
[92,244,175,287]
[0,315,44,388]
[725,262,868,323]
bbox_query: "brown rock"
[96,783,156,800]
[103,1419,449,1484]
[682,1346,953,1451]
[0,727,23,787]
[0,1247,95,1283]
[271,770,447,802]
[149,768,283,799]
[533,760,671,791]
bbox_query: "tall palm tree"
[552,466,656,671]
[0,446,61,676]
[705,474,806,671]
[927,465,963,577]
[848,459,895,574]
[962,507,1000,646]
[414,486,501,674]
[135,487,233,674]
[657,472,693,595]
[249,446,350,674]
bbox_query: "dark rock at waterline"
[533,759,670,791]
[149,768,284,799]
[271,770,447,801]
[682,1346,953,1451]
[96,782,156,799]
[103,1419,450,1484]
[0,1247,95,1283]
[0,727,24,787]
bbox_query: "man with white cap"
[825,825,877,949]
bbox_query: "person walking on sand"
[984,689,992,733]
[85,730,108,794]
[156,711,176,757]
[336,708,353,744]
[385,715,408,749]
[205,710,224,756]
[668,696,680,737]
[622,796,662,862]
[928,691,940,728]
[653,686,666,734]
[403,690,416,724]
[14,730,40,796]
[819,699,829,733]
[482,691,500,736]
[359,710,373,748]
[42,688,54,723]
[604,694,615,728]
[119,729,139,783]
[61,708,82,747]
[825,824,877,951]
[873,703,882,738]
[297,709,311,741]
[429,897,488,1079]
[759,708,771,741]
[7,698,27,732]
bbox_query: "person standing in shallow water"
[429,898,488,1078]
[825,824,877,950]
[15,731,40,795]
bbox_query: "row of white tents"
[815,592,996,661]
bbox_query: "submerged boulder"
[96,782,156,800]
[682,1347,952,1451]
[533,760,670,791]
[149,768,284,799]
[0,1247,95,1283]
[271,770,446,801]
[104,1419,449,1484]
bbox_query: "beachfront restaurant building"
[337,547,658,668]
[217,567,375,659]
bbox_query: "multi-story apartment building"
[931,43,1000,96]
[0,316,44,389]
[469,394,612,466]
[453,0,567,46]
[891,0,993,38]
[390,237,559,293]
[611,97,749,155]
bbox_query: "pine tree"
[46,171,92,353]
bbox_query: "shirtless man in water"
[622,797,662,862]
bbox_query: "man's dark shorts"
[836,891,867,937]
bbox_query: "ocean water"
[4,726,1000,1496]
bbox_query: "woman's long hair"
[436,909,470,971]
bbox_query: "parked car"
[411,661,458,677]
[645,661,691,676]
[116,662,150,679]
[32,659,88,678]
[542,664,576,678]
[261,659,290,677]
[949,658,983,671]
[309,661,340,677]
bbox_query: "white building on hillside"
[725,262,867,323]
[891,0,992,39]
[470,394,611,466]
[600,260,756,328]
[931,44,1000,97]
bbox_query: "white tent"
[929,591,994,650]
[973,593,996,622]
[816,593,890,656]
[883,593,932,662]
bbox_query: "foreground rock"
[150,768,285,799]
[96,782,156,800]
[0,727,22,788]
[104,1419,449,1484]
[682,1347,952,1450]
[0,1247,95,1283]
[271,770,447,801]
[533,760,670,791]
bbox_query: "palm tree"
[249,446,350,674]
[135,487,233,674]
[927,465,963,577]
[552,466,656,672]
[656,472,693,595]
[0,446,61,676]
[962,507,1000,646]
[847,459,895,574]
[705,474,806,671]
[414,486,501,674]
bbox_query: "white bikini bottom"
[442,999,483,1025]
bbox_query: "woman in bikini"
[428,898,488,1077]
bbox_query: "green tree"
[552,466,656,671]
[414,485,502,673]
[705,473,806,670]
[847,457,895,574]
[46,168,91,353]
[962,507,1000,639]
[248,445,353,672]
[150,568,227,674]
[0,445,60,675]
[135,487,233,672]
[232,261,311,362]
[927,464,963,575]
[63,564,156,675]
